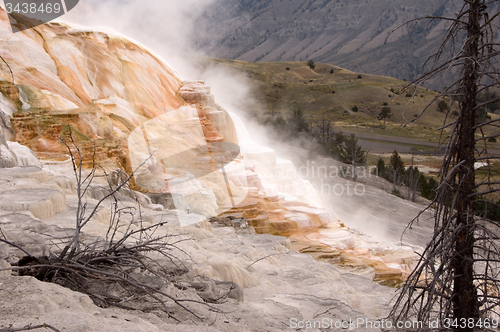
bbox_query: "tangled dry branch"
[0,130,230,324]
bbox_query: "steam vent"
[0,6,423,331]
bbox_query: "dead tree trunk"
[388,0,500,328]
[451,0,481,324]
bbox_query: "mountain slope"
[193,0,461,84]
[202,59,454,138]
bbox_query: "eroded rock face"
[0,7,183,168]
[0,109,16,168]
[0,140,16,168]
[0,81,18,167]
[0,10,245,221]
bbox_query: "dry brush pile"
[0,132,234,329]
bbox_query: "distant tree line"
[374,150,500,223]
[373,150,438,201]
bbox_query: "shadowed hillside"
[193,0,463,86]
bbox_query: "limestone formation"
[0,7,183,169]
[0,8,428,331]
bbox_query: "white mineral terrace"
[0,8,425,330]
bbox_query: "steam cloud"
[61,0,269,142]
[62,0,211,76]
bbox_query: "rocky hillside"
[193,0,461,84]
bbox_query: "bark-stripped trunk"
[451,0,482,329]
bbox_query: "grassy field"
[204,58,500,150]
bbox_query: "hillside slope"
[202,58,460,141]
[194,0,462,84]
